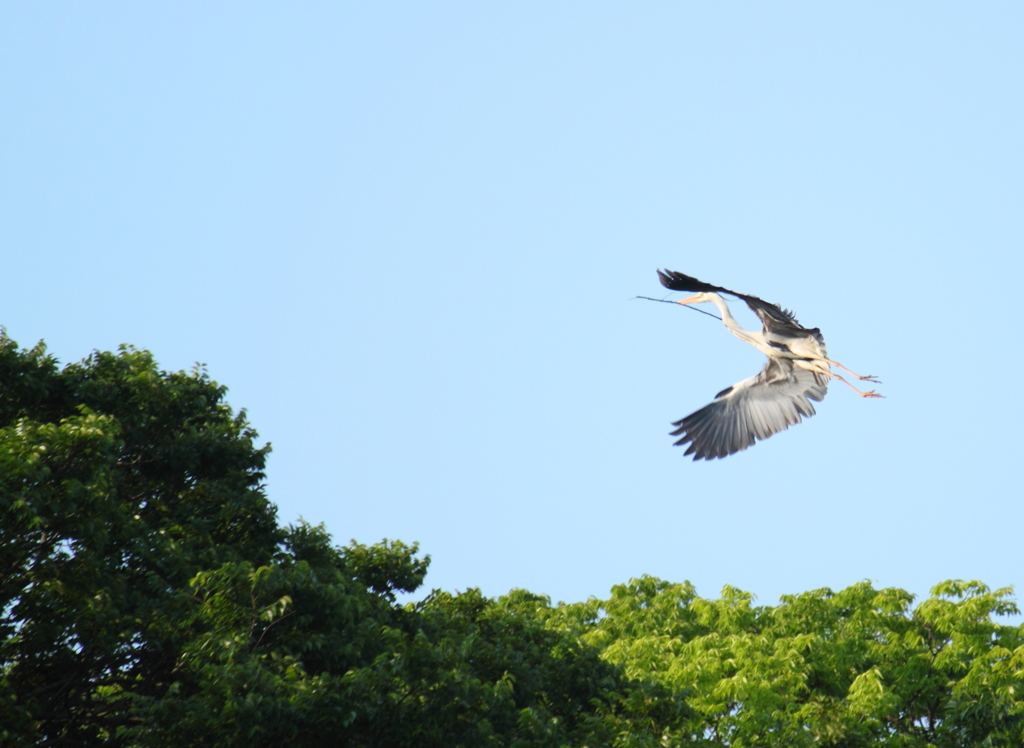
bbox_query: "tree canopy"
[2,332,1022,746]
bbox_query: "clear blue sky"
[3,4,1022,620]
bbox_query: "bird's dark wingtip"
[657,269,719,294]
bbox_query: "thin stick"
[633,296,722,321]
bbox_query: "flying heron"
[656,270,881,460]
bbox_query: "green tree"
[1,335,280,744]
[552,575,1024,746]
[0,335,636,747]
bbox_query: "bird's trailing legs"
[820,358,881,383]
[825,371,884,398]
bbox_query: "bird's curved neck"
[707,294,758,344]
[705,293,740,329]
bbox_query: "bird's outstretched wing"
[657,269,802,329]
[669,358,828,460]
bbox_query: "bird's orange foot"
[858,375,882,383]
[862,391,885,398]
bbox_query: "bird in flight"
[655,270,882,460]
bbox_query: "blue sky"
[3,4,1022,620]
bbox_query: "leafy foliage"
[551,576,1024,746]
[0,335,631,747]
[2,332,1022,746]
[1,335,278,745]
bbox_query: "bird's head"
[676,292,720,307]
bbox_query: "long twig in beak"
[633,296,722,321]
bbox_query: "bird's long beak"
[676,294,703,306]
